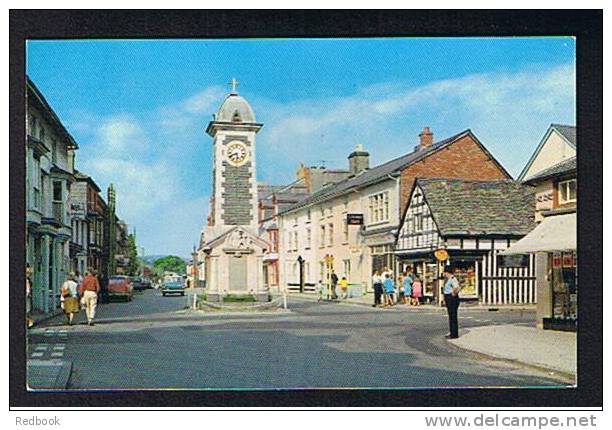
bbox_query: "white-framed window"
[293,231,299,251]
[31,156,41,210]
[368,192,389,224]
[558,179,577,204]
[306,228,311,249]
[343,259,351,280]
[328,223,334,247]
[414,213,423,232]
[319,225,326,248]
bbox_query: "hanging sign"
[434,248,449,261]
[346,214,364,225]
[552,252,562,269]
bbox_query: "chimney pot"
[419,126,434,149]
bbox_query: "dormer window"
[558,179,577,204]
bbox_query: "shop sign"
[434,248,449,261]
[346,213,364,225]
[562,252,575,268]
[552,252,562,269]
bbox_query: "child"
[384,274,395,306]
[412,276,423,306]
[317,280,324,302]
[339,276,349,299]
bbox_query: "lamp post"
[297,255,304,293]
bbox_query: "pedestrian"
[339,276,349,299]
[384,273,395,306]
[372,271,383,307]
[26,263,34,329]
[411,276,423,306]
[403,272,413,305]
[79,268,101,326]
[60,273,80,325]
[443,270,462,339]
[330,270,339,300]
[317,279,324,302]
[398,273,406,304]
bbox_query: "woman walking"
[60,273,80,325]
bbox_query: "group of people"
[371,268,423,308]
[317,270,350,302]
[60,269,101,326]
[25,265,101,328]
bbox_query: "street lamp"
[297,255,304,293]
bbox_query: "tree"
[126,234,140,276]
[153,255,186,275]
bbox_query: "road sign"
[346,213,364,225]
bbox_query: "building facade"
[26,77,78,314]
[70,171,107,277]
[396,178,536,305]
[278,128,512,293]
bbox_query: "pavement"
[449,324,577,380]
[27,289,573,390]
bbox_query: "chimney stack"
[418,127,434,150]
[348,144,370,175]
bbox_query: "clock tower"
[201,79,270,301]
[206,78,262,231]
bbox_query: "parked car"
[131,276,146,291]
[161,280,185,297]
[108,276,134,302]
[141,278,152,289]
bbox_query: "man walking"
[79,269,100,326]
[330,270,339,300]
[443,270,461,339]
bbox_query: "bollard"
[193,292,197,310]
[283,293,287,310]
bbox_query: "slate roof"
[522,156,576,184]
[551,124,576,147]
[281,129,504,215]
[416,178,535,236]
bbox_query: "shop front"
[502,212,576,331]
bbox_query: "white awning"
[501,212,576,255]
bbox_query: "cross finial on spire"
[229,77,239,94]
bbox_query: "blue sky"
[27,37,575,256]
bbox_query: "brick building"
[278,128,512,293]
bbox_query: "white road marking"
[50,352,64,357]
[53,345,65,350]
[31,352,44,358]
[34,345,48,351]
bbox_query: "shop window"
[551,251,577,320]
[343,259,351,280]
[558,179,577,204]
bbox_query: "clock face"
[226,141,249,166]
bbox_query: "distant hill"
[141,255,190,265]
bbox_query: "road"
[28,289,565,389]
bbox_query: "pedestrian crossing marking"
[31,352,44,358]
[50,352,64,357]
[34,345,48,351]
[53,345,65,350]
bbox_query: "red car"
[108,276,134,302]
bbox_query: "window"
[328,223,334,247]
[29,115,38,136]
[368,192,390,224]
[293,231,299,251]
[306,228,311,249]
[343,219,349,243]
[307,209,311,222]
[31,157,41,209]
[319,225,326,248]
[343,259,351,280]
[39,126,46,142]
[51,139,57,164]
[414,213,423,232]
[558,179,577,204]
[53,181,62,202]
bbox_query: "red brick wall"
[399,134,511,212]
